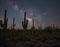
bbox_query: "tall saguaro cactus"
[12,18,15,30]
[4,9,8,30]
[22,11,28,30]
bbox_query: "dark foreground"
[0,28,60,47]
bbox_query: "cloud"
[26,17,33,29]
[26,17,32,22]
[26,8,35,18]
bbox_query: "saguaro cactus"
[52,24,55,29]
[0,20,2,27]
[12,18,15,30]
[38,24,42,30]
[0,20,3,28]
[3,9,8,30]
[22,11,28,30]
[31,19,35,30]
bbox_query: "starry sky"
[0,0,60,29]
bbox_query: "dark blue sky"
[0,0,60,29]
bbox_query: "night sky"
[0,0,60,29]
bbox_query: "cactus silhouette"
[12,18,15,30]
[31,19,35,30]
[3,9,8,30]
[0,20,4,28]
[22,11,28,30]
[38,24,42,30]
